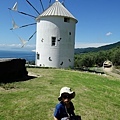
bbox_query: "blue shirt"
[54,101,75,120]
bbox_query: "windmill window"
[37,52,40,60]
[64,17,70,23]
[58,38,61,41]
[69,59,71,62]
[51,37,56,46]
[60,62,63,66]
[41,38,44,42]
[49,57,52,61]
[69,32,71,35]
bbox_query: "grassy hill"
[0,68,120,120]
[75,41,120,54]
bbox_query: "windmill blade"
[39,0,44,11]
[8,2,17,11]
[26,0,40,15]
[8,1,36,18]
[12,2,18,11]
[17,11,36,18]
[28,31,36,41]
[10,21,36,30]
[10,30,27,48]
[10,19,19,30]
[19,23,36,29]
[18,36,28,48]
[8,8,36,18]
[20,31,36,47]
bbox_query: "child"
[54,87,75,120]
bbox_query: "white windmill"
[9,0,77,68]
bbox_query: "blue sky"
[0,0,120,51]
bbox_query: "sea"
[0,50,35,61]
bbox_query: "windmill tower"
[36,0,77,68]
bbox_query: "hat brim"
[58,92,75,101]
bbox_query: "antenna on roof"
[61,0,65,6]
[49,0,51,6]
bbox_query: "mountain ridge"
[75,41,120,54]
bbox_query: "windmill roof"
[36,1,77,22]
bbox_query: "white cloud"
[0,41,118,50]
[106,32,112,36]
[0,44,35,51]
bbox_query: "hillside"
[0,68,120,120]
[75,41,120,54]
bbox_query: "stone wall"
[0,58,28,83]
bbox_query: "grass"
[0,68,120,120]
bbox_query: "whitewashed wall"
[36,16,76,68]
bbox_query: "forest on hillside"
[74,46,120,68]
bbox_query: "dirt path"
[107,71,120,78]
[104,68,120,79]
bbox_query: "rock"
[0,58,28,83]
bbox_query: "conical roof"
[36,0,77,22]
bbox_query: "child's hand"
[61,117,70,120]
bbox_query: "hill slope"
[0,68,120,120]
[75,41,120,54]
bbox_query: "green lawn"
[0,68,120,120]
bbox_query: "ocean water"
[0,50,35,61]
